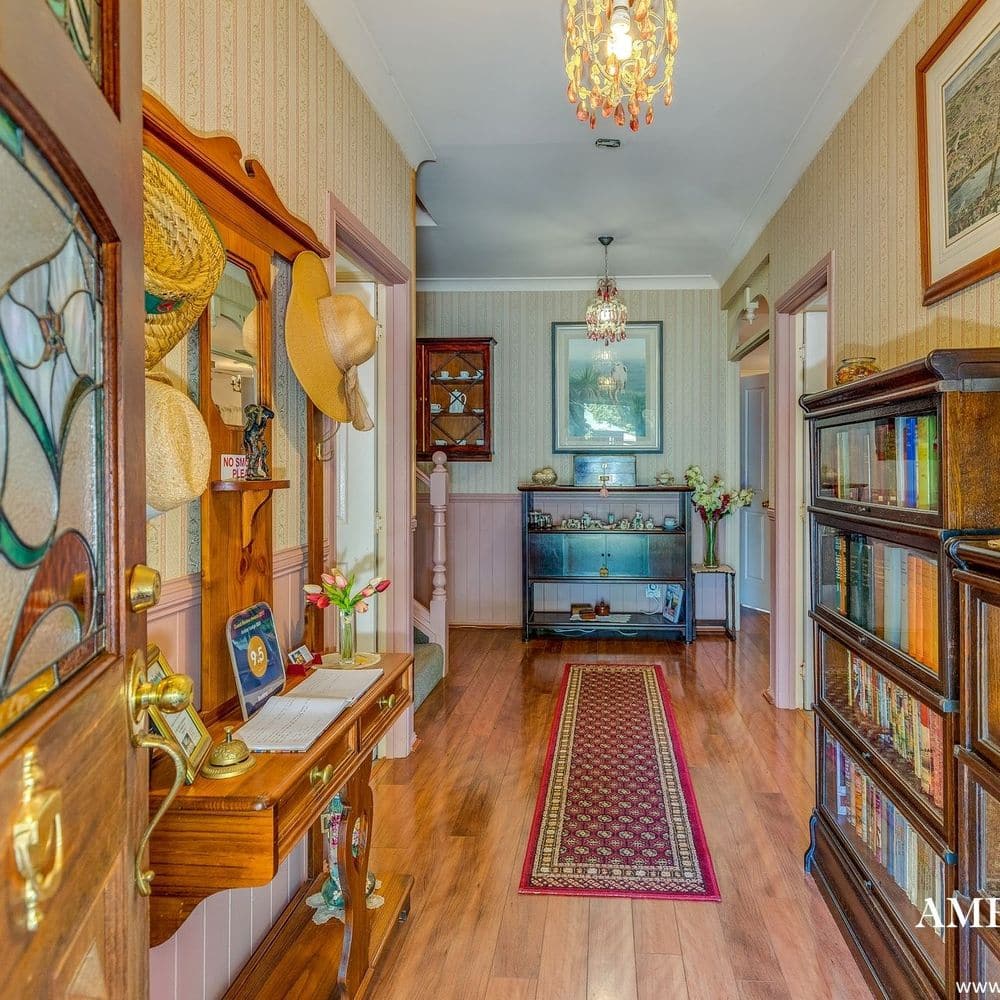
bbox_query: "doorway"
[332,249,388,654]
[771,255,834,709]
[739,342,770,614]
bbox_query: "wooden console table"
[148,653,414,998]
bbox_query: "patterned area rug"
[519,663,720,900]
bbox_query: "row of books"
[820,530,940,672]
[839,651,944,809]
[819,415,940,510]
[826,736,945,938]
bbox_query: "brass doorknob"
[378,694,397,710]
[128,564,161,612]
[130,671,193,722]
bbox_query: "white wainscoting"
[445,494,728,627]
[147,546,315,1000]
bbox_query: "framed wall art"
[145,645,212,783]
[551,321,663,453]
[917,0,1000,305]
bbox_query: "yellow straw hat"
[143,150,226,369]
[285,252,377,429]
[144,372,211,515]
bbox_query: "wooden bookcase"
[801,350,1000,999]
[416,337,495,461]
[950,540,1000,991]
[519,484,694,642]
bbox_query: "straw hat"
[143,149,226,369]
[145,372,211,515]
[285,252,377,430]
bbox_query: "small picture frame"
[145,644,212,784]
[288,644,313,666]
[662,584,685,625]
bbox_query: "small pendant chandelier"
[564,0,679,132]
[586,236,628,344]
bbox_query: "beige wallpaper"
[722,0,1000,359]
[416,289,737,496]
[142,0,414,579]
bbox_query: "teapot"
[448,390,467,414]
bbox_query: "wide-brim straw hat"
[143,149,226,369]
[285,252,377,429]
[145,373,211,515]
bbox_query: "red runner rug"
[519,663,720,900]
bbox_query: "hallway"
[368,615,872,999]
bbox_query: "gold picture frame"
[145,644,212,783]
[917,0,1000,304]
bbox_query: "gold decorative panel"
[0,107,106,733]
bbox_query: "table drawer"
[360,668,412,750]
[277,726,357,855]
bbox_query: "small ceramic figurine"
[243,403,275,480]
[645,518,655,530]
[582,512,592,527]
[632,511,644,530]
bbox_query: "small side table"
[692,563,736,640]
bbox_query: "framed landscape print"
[917,0,1000,304]
[551,321,663,453]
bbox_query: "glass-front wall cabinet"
[815,522,940,677]
[820,725,947,979]
[818,631,947,820]
[815,407,940,517]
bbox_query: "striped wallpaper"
[722,0,1000,359]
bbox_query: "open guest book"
[234,668,385,752]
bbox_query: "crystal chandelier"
[564,0,679,132]
[586,236,628,344]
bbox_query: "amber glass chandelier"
[564,0,678,132]
[586,236,628,344]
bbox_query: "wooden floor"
[368,613,873,1000]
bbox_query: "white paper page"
[292,668,384,704]
[235,696,348,752]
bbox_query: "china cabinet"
[519,484,694,641]
[802,350,1000,999]
[416,337,495,461]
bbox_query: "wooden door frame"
[306,189,415,756]
[771,253,834,709]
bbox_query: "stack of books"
[820,529,940,671]
[837,652,944,809]
[821,414,939,509]
[826,735,945,936]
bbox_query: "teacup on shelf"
[434,439,446,445]
[459,370,470,378]
[438,372,451,380]
[430,403,442,413]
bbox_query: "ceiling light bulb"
[609,3,632,59]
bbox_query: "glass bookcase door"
[970,593,1000,767]
[427,346,488,450]
[961,924,1000,992]
[958,758,1000,908]
[816,409,940,515]
[819,725,947,978]
[818,632,947,821]
[815,522,940,676]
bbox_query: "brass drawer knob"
[378,694,397,710]
[310,764,334,787]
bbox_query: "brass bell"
[201,726,256,780]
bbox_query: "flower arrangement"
[304,568,391,665]
[684,466,754,567]
[684,466,754,522]
[304,568,391,613]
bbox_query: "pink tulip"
[306,591,331,609]
[374,579,392,593]
[333,570,349,589]
[321,573,336,587]
[356,600,369,614]
[359,585,375,599]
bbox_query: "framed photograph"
[917,0,1000,304]
[662,584,684,625]
[145,645,212,784]
[552,321,663,453]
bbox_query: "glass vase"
[337,607,357,665]
[703,519,719,568]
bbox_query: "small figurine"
[632,510,644,530]
[645,518,655,530]
[243,403,275,480]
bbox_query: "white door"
[334,279,384,652]
[740,374,771,612]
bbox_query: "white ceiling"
[308,1,920,283]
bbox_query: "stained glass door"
[0,3,148,995]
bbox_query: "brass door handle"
[378,694,397,710]
[12,748,63,931]
[128,649,193,896]
[310,764,335,786]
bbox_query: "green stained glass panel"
[0,103,106,733]
[46,0,103,87]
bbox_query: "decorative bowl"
[834,356,880,385]
[531,466,558,486]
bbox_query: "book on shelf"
[824,530,938,670]
[827,738,945,938]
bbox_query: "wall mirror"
[210,259,259,426]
